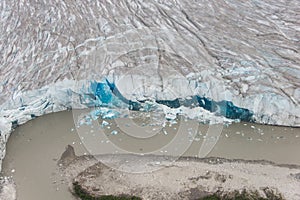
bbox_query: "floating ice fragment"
[78,115,93,126]
[101,120,109,127]
[111,130,118,135]
[90,110,101,120]
[163,129,168,135]
[170,120,177,125]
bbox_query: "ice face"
[74,79,252,127]
[0,0,300,171]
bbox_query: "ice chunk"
[110,130,118,135]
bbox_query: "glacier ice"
[0,0,300,174]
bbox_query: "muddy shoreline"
[58,146,300,200]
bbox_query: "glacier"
[0,0,300,174]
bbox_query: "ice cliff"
[0,0,300,169]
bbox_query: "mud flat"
[60,150,300,200]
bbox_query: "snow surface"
[0,0,300,170]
